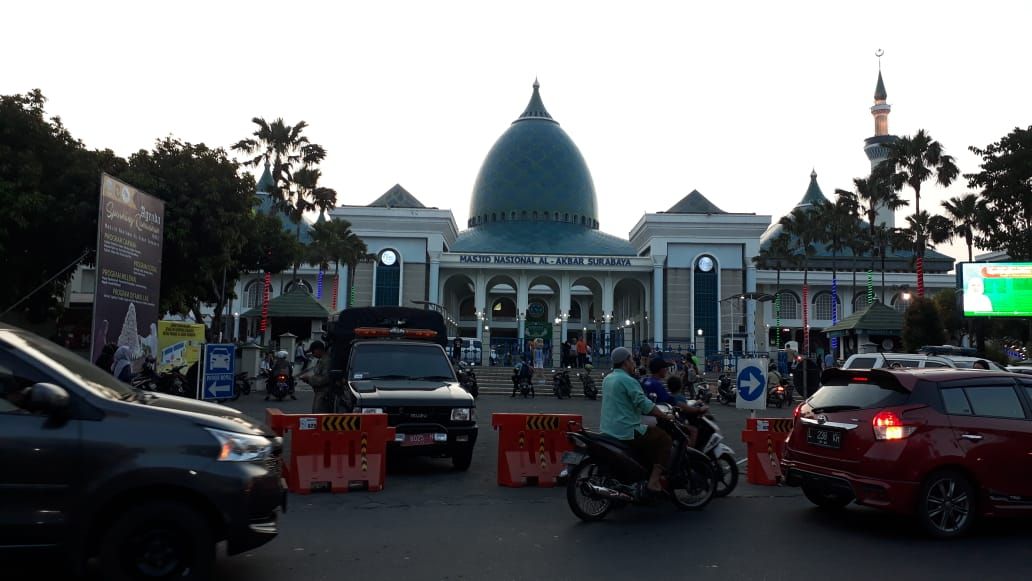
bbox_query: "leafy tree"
[940,194,984,263]
[836,176,907,305]
[779,204,823,355]
[820,196,859,330]
[931,288,962,341]
[902,296,946,352]
[287,167,338,278]
[119,138,296,335]
[753,233,796,347]
[0,90,127,321]
[967,126,1032,260]
[308,217,369,310]
[882,130,961,297]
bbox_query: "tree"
[779,204,823,355]
[0,89,128,321]
[902,296,946,352]
[753,233,796,347]
[119,137,296,335]
[940,194,983,263]
[836,176,908,305]
[820,196,859,334]
[882,130,961,297]
[288,167,338,279]
[931,288,963,341]
[967,126,1032,260]
[308,217,368,310]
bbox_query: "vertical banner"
[90,174,165,366]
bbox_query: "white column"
[746,264,757,353]
[559,272,571,343]
[428,252,441,305]
[652,256,666,350]
[474,272,487,342]
[602,275,615,355]
[517,272,529,348]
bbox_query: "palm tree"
[233,117,327,188]
[836,176,908,305]
[309,218,367,310]
[753,233,796,348]
[882,130,961,297]
[941,194,983,262]
[821,197,858,335]
[779,204,823,357]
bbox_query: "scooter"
[265,369,296,401]
[716,374,736,405]
[234,371,253,396]
[691,380,713,404]
[457,361,479,398]
[560,407,716,522]
[578,366,598,400]
[767,383,787,408]
[686,411,738,497]
[552,369,573,399]
[511,366,534,398]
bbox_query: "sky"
[4,1,1031,264]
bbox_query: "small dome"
[468,81,599,229]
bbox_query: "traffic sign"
[736,358,767,411]
[201,343,236,400]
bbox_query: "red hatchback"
[782,368,1032,537]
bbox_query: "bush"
[902,297,946,352]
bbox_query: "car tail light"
[793,403,802,419]
[872,410,917,440]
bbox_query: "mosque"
[63,67,954,363]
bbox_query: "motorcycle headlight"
[450,408,473,421]
[206,428,272,462]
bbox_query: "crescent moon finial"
[875,48,884,58]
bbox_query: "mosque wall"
[665,268,693,340]
[403,263,427,306]
[352,261,374,308]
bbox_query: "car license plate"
[561,451,585,465]
[402,433,437,447]
[806,427,843,449]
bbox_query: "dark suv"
[0,324,285,578]
[782,368,1032,537]
[327,307,478,470]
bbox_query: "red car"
[782,368,1032,537]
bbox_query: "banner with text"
[156,321,206,374]
[90,174,165,365]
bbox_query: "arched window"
[532,211,538,220]
[500,212,506,221]
[243,279,263,309]
[511,211,517,221]
[554,212,559,221]
[891,293,911,313]
[458,297,476,319]
[491,297,517,319]
[694,256,719,357]
[521,211,527,220]
[776,291,800,320]
[813,292,839,321]
[569,301,582,321]
[580,216,586,225]
[853,293,870,313]
[285,279,313,294]
[491,213,496,222]
[373,250,402,306]
[564,213,570,222]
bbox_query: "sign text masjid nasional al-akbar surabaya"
[457,254,634,267]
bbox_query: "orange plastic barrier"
[491,413,583,487]
[267,409,396,494]
[741,417,795,486]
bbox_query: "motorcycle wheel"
[713,453,739,498]
[718,393,729,405]
[669,450,716,511]
[566,462,613,522]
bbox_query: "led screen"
[961,262,1032,317]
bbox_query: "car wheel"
[802,483,854,510]
[99,500,214,581]
[452,445,474,471]
[918,469,976,538]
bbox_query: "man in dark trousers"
[452,336,464,365]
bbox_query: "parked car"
[941,356,1008,372]
[782,367,1032,538]
[842,352,955,370]
[0,324,285,578]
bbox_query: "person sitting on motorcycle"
[643,358,709,414]
[666,375,688,406]
[767,362,782,391]
[600,347,673,494]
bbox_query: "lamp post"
[233,312,240,342]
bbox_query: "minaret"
[863,57,897,227]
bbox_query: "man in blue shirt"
[601,347,672,493]
[642,357,675,404]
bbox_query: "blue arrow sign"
[737,365,766,401]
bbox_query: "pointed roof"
[240,286,330,319]
[515,79,556,124]
[874,70,888,101]
[256,162,275,193]
[665,190,727,214]
[797,170,830,208]
[367,184,426,209]
[315,208,327,225]
[824,300,903,336]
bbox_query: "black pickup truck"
[327,307,478,470]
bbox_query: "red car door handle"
[960,434,984,441]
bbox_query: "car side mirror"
[29,383,70,413]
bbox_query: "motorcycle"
[716,374,736,405]
[552,369,572,399]
[767,383,787,408]
[691,379,712,404]
[561,407,716,521]
[234,371,253,397]
[265,369,296,401]
[578,366,598,400]
[511,366,534,398]
[686,410,738,497]
[457,361,479,398]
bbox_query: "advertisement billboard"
[156,321,206,373]
[90,174,165,364]
[961,262,1032,317]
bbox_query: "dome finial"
[533,77,539,90]
[810,168,817,179]
[515,78,555,123]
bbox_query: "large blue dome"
[467,81,599,230]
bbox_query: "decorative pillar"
[652,256,666,350]
[745,265,757,353]
[428,252,441,305]
[474,272,487,343]
[517,273,529,350]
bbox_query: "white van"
[841,353,955,370]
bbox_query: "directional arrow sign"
[736,358,767,411]
[201,344,236,401]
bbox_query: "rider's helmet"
[275,350,288,359]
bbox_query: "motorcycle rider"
[600,346,673,494]
[301,341,336,412]
[266,350,295,401]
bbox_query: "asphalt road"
[210,393,1031,581]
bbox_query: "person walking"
[576,336,587,368]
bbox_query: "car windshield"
[809,380,910,412]
[6,330,134,400]
[350,343,455,384]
